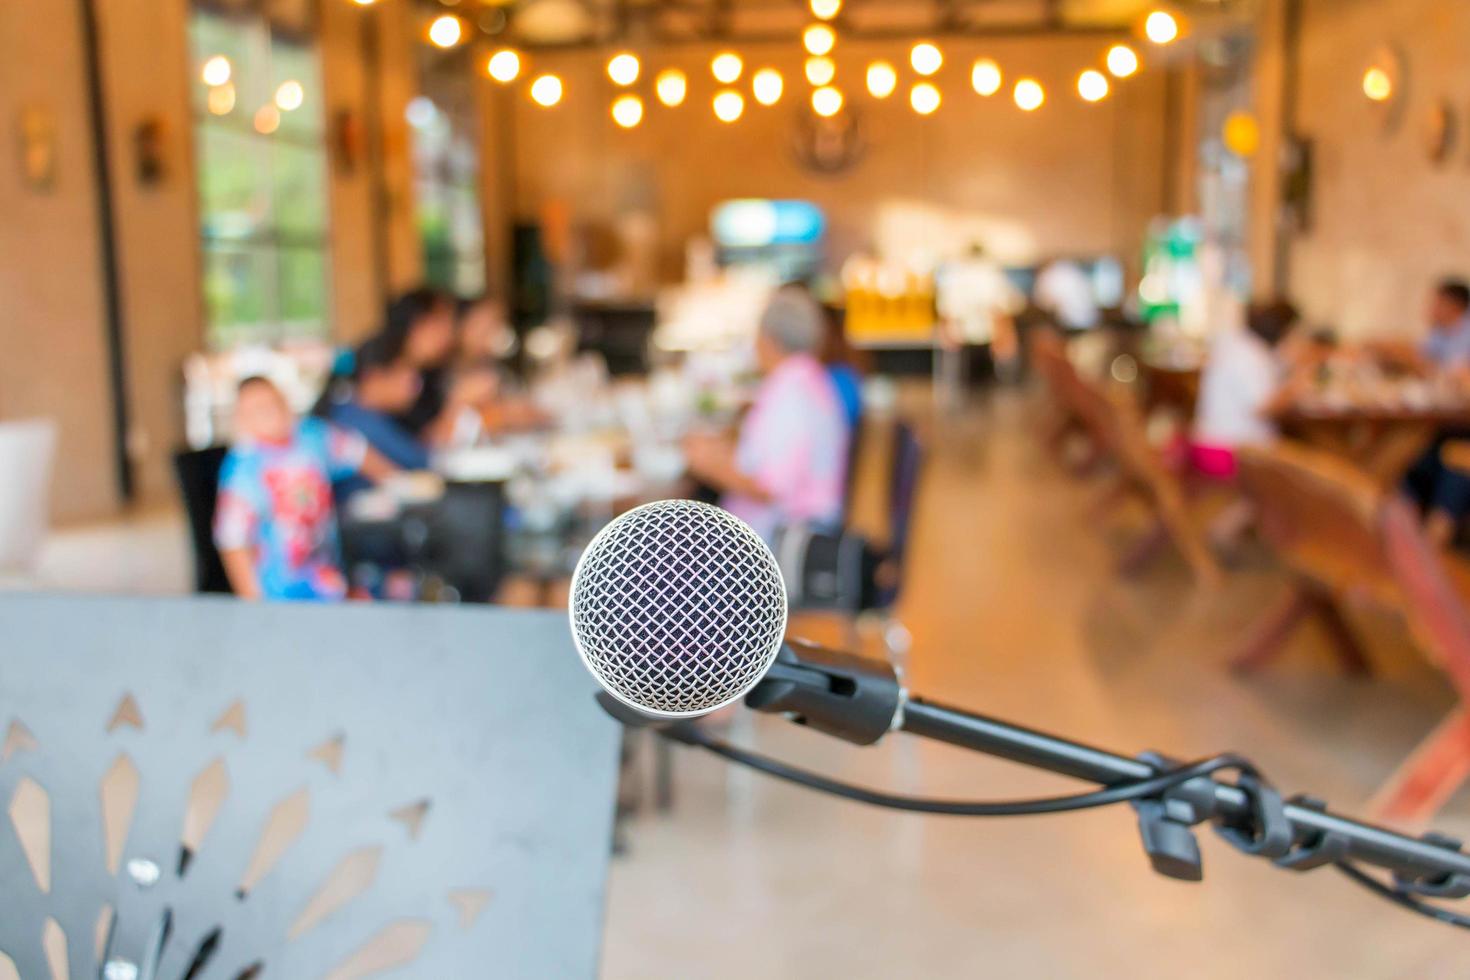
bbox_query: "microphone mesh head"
[570,500,788,717]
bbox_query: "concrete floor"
[26,389,1470,976]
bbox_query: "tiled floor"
[24,389,1470,976]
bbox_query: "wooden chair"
[1033,330,1220,587]
[1237,441,1470,824]
[1232,442,1394,674]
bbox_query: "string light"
[656,69,688,106]
[611,94,644,128]
[428,15,463,49]
[753,68,784,106]
[866,61,897,98]
[1014,78,1045,111]
[803,24,836,57]
[1223,110,1261,156]
[274,80,304,112]
[1077,69,1109,103]
[487,49,521,83]
[1362,66,1392,101]
[530,74,563,107]
[811,85,844,117]
[1106,44,1140,78]
[805,56,835,86]
[910,81,940,115]
[1145,10,1179,44]
[201,55,232,87]
[607,53,640,87]
[971,58,1002,96]
[712,52,743,84]
[207,83,235,115]
[253,105,281,134]
[713,89,745,122]
[910,42,942,76]
[810,0,841,20]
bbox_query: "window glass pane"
[270,39,322,140]
[203,244,276,347]
[278,247,329,336]
[198,125,271,241]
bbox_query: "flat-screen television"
[710,199,825,282]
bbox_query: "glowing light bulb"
[712,52,743,84]
[428,15,463,49]
[910,42,942,76]
[253,104,281,134]
[1014,78,1044,111]
[810,0,841,20]
[207,83,235,116]
[805,56,835,86]
[1223,110,1261,156]
[1107,44,1140,78]
[866,61,897,98]
[1077,69,1109,103]
[530,74,563,107]
[753,68,784,106]
[910,81,940,115]
[713,89,744,122]
[611,94,643,128]
[803,24,836,56]
[607,52,640,87]
[656,69,688,106]
[201,55,232,87]
[1363,66,1392,101]
[971,58,1002,96]
[1145,10,1179,44]
[487,49,521,83]
[274,80,304,112]
[811,85,843,117]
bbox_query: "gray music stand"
[0,595,618,979]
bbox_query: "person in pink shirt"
[684,287,850,542]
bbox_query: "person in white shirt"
[1190,300,1303,479]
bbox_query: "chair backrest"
[172,446,233,594]
[1237,442,1398,607]
[425,480,507,603]
[875,419,924,609]
[0,419,58,573]
[1381,496,1470,698]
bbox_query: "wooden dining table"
[1271,402,1470,487]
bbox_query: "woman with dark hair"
[323,334,431,500]
[381,287,496,445]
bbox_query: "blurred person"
[1371,279,1470,374]
[1033,258,1101,332]
[322,335,431,499]
[683,288,849,542]
[382,287,496,445]
[457,294,518,368]
[215,376,397,601]
[936,243,1024,388]
[455,294,547,435]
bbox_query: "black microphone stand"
[648,639,1470,902]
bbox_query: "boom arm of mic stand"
[743,639,1470,893]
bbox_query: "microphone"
[570,500,1470,930]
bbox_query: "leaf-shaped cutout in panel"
[100,753,140,875]
[106,694,145,734]
[289,846,382,940]
[447,888,492,929]
[0,952,18,980]
[321,919,433,980]
[388,799,431,842]
[1,719,37,763]
[179,758,229,877]
[8,777,50,893]
[237,787,310,897]
[42,918,66,980]
[306,733,345,776]
[94,904,115,964]
[210,700,248,739]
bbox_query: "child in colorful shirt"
[215,376,395,600]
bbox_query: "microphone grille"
[569,500,788,717]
